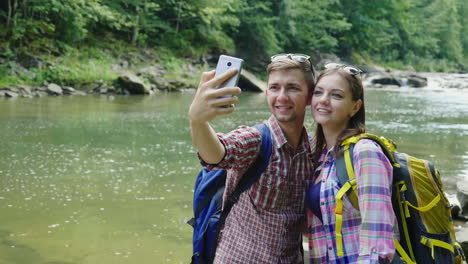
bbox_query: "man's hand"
[188,69,242,125]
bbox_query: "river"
[0,73,467,263]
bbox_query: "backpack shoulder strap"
[209,123,272,259]
[335,133,397,257]
[336,133,398,210]
[227,123,272,203]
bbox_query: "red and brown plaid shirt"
[201,116,314,263]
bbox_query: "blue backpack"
[187,123,272,264]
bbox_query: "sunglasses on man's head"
[270,53,316,78]
[271,53,310,63]
[324,63,363,77]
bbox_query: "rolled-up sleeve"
[198,126,262,172]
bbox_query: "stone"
[15,85,33,96]
[457,181,468,216]
[5,91,19,98]
[118,73,150,94]
[406,74,428,88]
[47,83,63,95]
[239,70,266,92]
[369,74,401,86]
[33,90,48,97]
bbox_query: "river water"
[0,74,467,263]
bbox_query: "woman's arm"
[353,139,396,264]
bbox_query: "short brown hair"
[267,59,316,92]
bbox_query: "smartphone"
[214,55,244,90]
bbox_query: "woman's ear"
[350,99,362,117]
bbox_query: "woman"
[306,63,398,263]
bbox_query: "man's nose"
[278,88,288,99]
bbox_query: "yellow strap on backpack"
[394,237,416,264]
[335,146,358,257]
[335,178,356,257]
[420,236,454,259]
[405,194,441,212]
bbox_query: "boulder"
[47,83,63,95]
[8,61,36,80]
[80,80,103,91]
[406,74,428,88]
[15,85,33,97]
[368,73,401,86]
[239,70,266,92]
[33,90,48,97]
[17,52,45,69]
[457,181,468,217]
[5,91,19,98]
[118,73,150,94]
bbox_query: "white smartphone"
[214,55,244,90]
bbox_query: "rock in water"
[118,73,150,94]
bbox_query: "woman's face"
[311,73,362,133]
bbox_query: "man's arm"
[188,69,241,164]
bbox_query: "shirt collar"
[267,115,311,153]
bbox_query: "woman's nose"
[318,93,329,104]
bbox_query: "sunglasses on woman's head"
[324,63,363,77]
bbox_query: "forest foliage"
[0,0,466,72]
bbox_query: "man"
[188,54,315,263]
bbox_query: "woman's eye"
[332,93,343,98]
[313,90,322,96]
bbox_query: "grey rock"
[33,91,48,97]
[5,91,19,98]
[15,85,33,96]
[406,74,428,88]
[457,181,468,217]
[118,73,150,94]
[47,83,63,95]
[239,70,266,92]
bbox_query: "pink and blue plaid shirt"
[201,116,314,264]
[307,139,398,264]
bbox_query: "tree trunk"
[175,1,182,34]
[7,0,12,27]
[12,0,18,27]
[131,6,140,46]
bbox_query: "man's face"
[266,69,310,127]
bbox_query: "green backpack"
[334,133,465,264]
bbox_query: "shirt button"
[320,202,325,205]
[328,246,333,251]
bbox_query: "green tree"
[275,0,351,55]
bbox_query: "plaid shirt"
[307,139,398,264]
[201,116,314,263]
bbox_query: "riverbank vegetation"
[0,0,466,88]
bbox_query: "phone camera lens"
[227,62,232,67]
